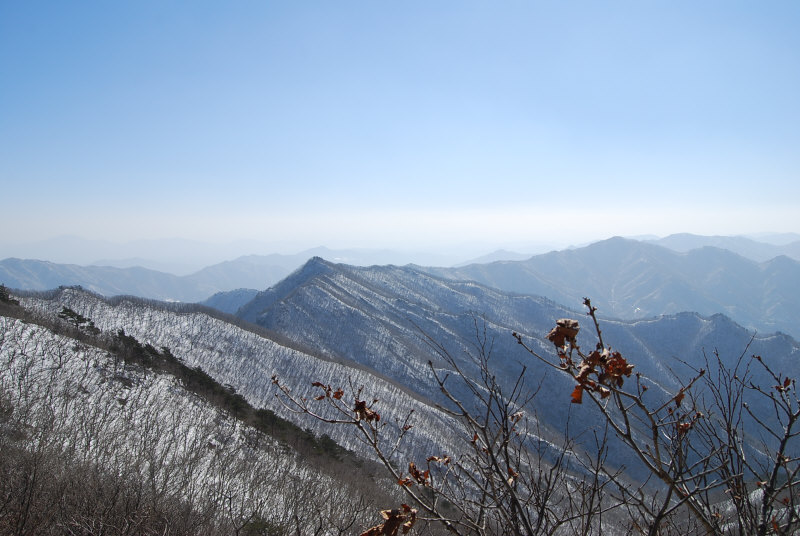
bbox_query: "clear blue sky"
[1,1,798,254]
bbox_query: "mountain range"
[4,235,800,342]
[3,243,799,532]
[420,236,800,339]
[648,232,800,261]
[0,246,486,303]
[0,248,358,303]
[234,256,799,477]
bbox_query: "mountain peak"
[235,256,339,323]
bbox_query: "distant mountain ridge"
[0,258,211,302]
[200,288,259,314]
[0,246,480,303]
[454,249,535,266]
[420,236,800,339]
[4,235,800,341]
[0,248,383,303]
[650,233,800,262]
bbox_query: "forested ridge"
[0,288,404,535]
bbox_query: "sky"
[1,1,799,262]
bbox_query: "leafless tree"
[514,298,799,535]
[276,300,799,535]
[273,317,622,535]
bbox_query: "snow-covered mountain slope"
[17,288,463,463]
[237,257,800,478]
[0,311,393,534]
[200,287,259,314]
[239,256,799,402]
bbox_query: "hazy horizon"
[0,232,589,273]
[2,2,798,255]
[2,231,799,277]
